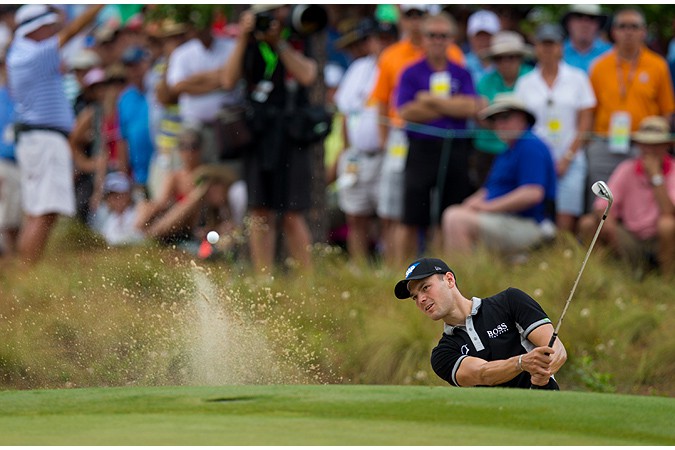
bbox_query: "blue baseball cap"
[394,258,455,299]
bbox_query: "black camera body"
[254,5,328,36]
[254,11,274,33]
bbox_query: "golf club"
[547,180,614,349]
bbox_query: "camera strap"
[258,42,278,80]
[257,29,291,80]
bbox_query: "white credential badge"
[608,111,632,154]
[430,71,451,97]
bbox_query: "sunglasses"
[425,32,450,40]
[403,9,425,19]
[614,22,643,31]
[492,54,521,62]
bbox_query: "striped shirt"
[7,35,74,133]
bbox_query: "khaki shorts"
[478,213,548,254]
[16,130,75,217]
[615,222,657,270]
[0,159,22,228]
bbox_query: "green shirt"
[474,65,533,155]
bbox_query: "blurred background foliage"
[1,220,674,397]
[139,4,675,55]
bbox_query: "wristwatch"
[651,174,665,187]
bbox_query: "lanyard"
[258,30,292,80]
[258,41,278,80]
[616,50,640,101]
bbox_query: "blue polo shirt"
[484,129,556,223]
[562,38,611,73]
[396,58,475,140]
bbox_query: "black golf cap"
[394,258,455,299]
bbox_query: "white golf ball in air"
[206,231,220,244]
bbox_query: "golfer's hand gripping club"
[533,182,613,390]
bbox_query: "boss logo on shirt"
[487,323,509,338]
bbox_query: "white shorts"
[337,148,383,216]
[377,128,408,220]
[557,152,587,217]
[478,213,548,254]
[0,159,22,228]
[16,130,75,217]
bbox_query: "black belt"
[15,123,69,139]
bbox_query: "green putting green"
[1,384,674,445]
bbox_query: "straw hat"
[562,4,608,30]
[478,94,536,126]
[335,18,376,50]
[632,116,673,145]
[249,4,280,14]
[485,31,533,59]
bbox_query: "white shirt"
[334,54,381,153]
[167,37,243,123]
[514,62,596,161]
[105,207,144,246]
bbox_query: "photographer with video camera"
[220,4,328,274]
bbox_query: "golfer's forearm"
[458,356,523,386]
[475,357,524,386]
[550,339,567,374]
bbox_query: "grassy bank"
[0,219,674,395]
[1,385,674,445]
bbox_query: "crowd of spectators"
[1,4,675,280]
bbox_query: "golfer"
[395,257,567,389]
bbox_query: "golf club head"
[591,180,613,214]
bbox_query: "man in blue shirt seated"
[441,94,557,259]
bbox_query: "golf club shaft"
[548,209,609,348]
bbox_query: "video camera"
[255,5,328,36]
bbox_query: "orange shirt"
[590,47,675,134]
[369,38,466,119]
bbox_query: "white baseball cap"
[14,4,59,38]
[103,172,131,195]
[467,10,501,37]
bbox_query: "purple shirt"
[396,58,475,140]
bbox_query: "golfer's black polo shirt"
[431,287,552,388]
